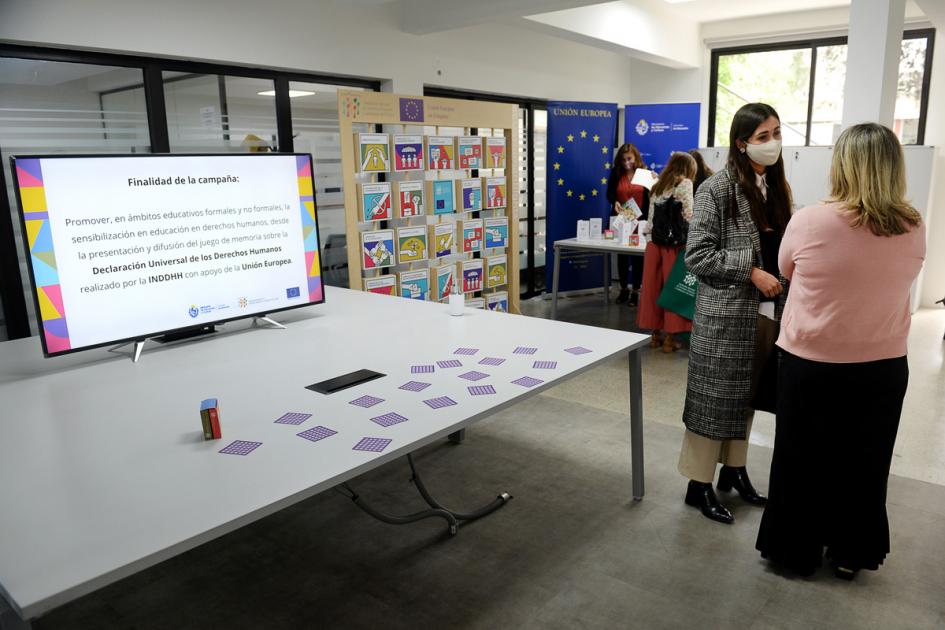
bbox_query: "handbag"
[656,252,696,320]
[750,341,781,414]
[650,196,688,246]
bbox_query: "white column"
[840,0,906,130]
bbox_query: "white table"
[0,287,649,627]
[550,238,648,319]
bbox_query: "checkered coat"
[682,167,787,440]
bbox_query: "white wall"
[0,0,633,105]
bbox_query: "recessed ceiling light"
[257,90,316,98]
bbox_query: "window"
[709,29,935,146]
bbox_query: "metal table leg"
[551,243,561,320]
[628,348,645,500]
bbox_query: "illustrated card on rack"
[484,177,507,209]
[361,229,395,269]
[395,180,425,218]
[486,137,507,169]
[426,136,456,170]
[393,134,424,172]
[356,133,390,173]
[484,217,509,249]
[460,259,484,294]
[359,182,392,222]
[486,254,507,289]
[457,136,483,169]
[398,269,431,301]
[466,297,485,309]
[487,291,509,312]
[430,222,454,259]
[457,178,482,213]
[364,274,396,296]
[436,264,455,301]
[396,225,428,263]
[462,218,483,253]
[427,179,456,215]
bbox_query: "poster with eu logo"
[625,103,700,173]
[545,101,618,293]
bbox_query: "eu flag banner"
[625,103,701,173]
[546,101,618,293]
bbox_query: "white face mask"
[744,138,782,167]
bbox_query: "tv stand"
[152,325,218,344]
[253,315,286,330]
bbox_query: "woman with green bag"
[678,103,792,525]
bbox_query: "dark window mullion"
[274,77,293,153]
[805,44,818,146]
[916,29,935,145]
[143,65,170,153]
[526,104,536,296]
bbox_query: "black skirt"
[755,350,909,576]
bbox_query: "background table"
[0,287,649,627]
[550,238,647,319]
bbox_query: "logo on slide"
[635,119,649,136]
[188,305,199,318]
[238,297,248,308]
[286,287,301,299]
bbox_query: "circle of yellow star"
[579,193,586,201]
[591,189,598,196]
[604,162,611,169]
[580,130,587,138]
[601,146,609,154]
[558,146,565,154]
[566,134,574,142]
[566,190,573,197]
[557,178,564,186]
[553,162,561,170]
[593,134,600,142]
[600,177,607,185]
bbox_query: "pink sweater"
[777,202,926,363]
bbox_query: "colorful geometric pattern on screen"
[18,159,71,353]
[297,155,323,303]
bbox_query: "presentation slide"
[14,154,322,355]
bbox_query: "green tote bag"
[656,252,697,320]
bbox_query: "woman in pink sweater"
[755,123,925,580]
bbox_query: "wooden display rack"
[337,90,520,313]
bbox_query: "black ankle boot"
[684,481,734,524]
[615,288,630,304]
[717,466,767,506]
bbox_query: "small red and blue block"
[200,398,222,440]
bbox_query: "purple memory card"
[219,440,262,456]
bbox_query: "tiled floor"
[29,292,945,630]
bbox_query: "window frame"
[707,28,935,148]
[0,43,380,340]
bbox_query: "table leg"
[628,348,644,500]
[551,244,561,320]
[0,595,30,630]
[603,253,611,307]
[448,429,466,444]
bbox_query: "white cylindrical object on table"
[449,291,465,316]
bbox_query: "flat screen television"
[10,153,324,357]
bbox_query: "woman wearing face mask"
[606,143,649,306]
[678,102,792,524]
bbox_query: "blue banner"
[545,101,618,293]
[625,103,701,173]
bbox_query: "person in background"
[678,103,792,524]
[688,149,714,194]
[756,123,925,580]
[637,152,696,352]
[606,143,649,306]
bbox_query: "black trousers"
[756,350,908,575]
[616,253,644,290]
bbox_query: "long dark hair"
[726,103,792,233]
[688,149,713,192]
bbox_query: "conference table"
[550,238,647,319]
[0,287,648,628]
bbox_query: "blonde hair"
[829,123,921,236]
[651,152,696,198]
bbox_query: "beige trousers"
[678,315,779,483]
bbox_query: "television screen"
[11,153,324,357]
